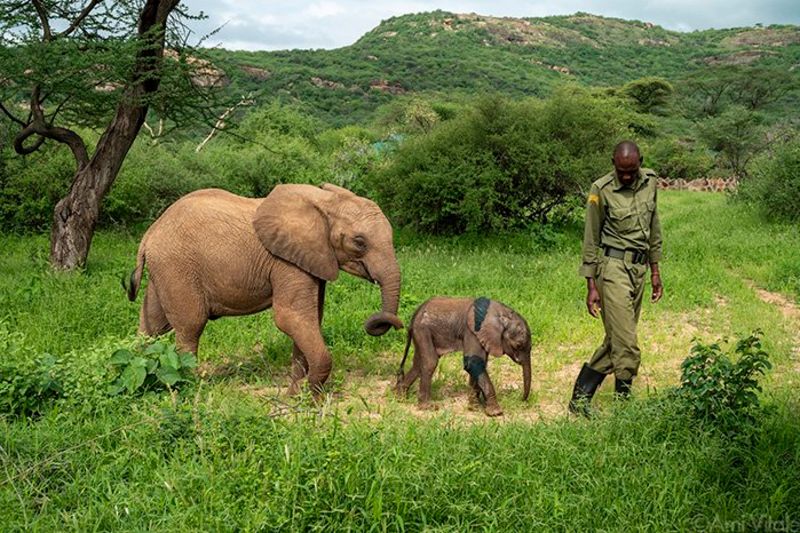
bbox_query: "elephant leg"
[287,343,309,396]
[139,283,172,337]
[396,337,422,397]
[415,332,439,409]
[157,283,207,355]
[273,275,331,398]
[476,369,503,417]
[286,281,324,396]
[464,353,502,417]
[467,374,483,411]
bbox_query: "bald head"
[612,140,643,186]
[614,141,640,159]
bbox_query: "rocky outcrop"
[240,65,271,80]
[702,49,776,66]
[723,27,800,47]
[311,77,345,90]
[164,49,229,88]
[657,177,738,192]
[532,60,571,74]
[369,79,406,94]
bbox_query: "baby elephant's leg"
[463,354,503,417]
[415,332,439,410]
[396,337,422,397]
[467,373,483,410]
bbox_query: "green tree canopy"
[0,0,223,269]
[621,77,674,115]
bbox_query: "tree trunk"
[48,0,179,270]
[50,170,102,270]
[50,99,151,268]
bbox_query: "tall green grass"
[1,394,798,530]
[1,191,799,530]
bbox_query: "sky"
[183,0,800,51]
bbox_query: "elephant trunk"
[364,260,403,336]
[521,352,532,401]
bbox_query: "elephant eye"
[352,235,367,252]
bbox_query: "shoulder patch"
[588,194,600,205]
[595,173,615,189]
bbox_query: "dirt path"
[748,282,800,371]
[218,282,800,425]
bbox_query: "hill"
[205,11,800,125]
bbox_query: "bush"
[646,137,714,180]
[697,106,765,179]
[0,104,336,231]
[367,88,630,234]
[676,331,771,432]
[621,76,674,115]
[103,141,221,225]
[107,339,196,395]
[737,139,800,222]
[0,320,193,417]
[0,323,62,417]
[0,143,74,232]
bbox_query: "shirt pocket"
[638,199,655,233]
[607,205,637,233]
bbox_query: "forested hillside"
[205,11,800,124]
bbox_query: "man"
[569,140,664,416]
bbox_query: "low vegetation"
[1,192,799,530]
[1,10,798,530]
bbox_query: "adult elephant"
[126,183,403,395]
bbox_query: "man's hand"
[650,263,663,303]
[586,278,601,318]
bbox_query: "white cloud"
[184,0,800,51]
[303,1,346,18]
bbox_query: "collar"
[612,169,648,191]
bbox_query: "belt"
[604,246,648,265]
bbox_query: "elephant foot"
[485,404,504,417]
[418,401,439,411]
[285,381,302,397]
[467,395,482,411]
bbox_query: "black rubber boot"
[615,378,633,399]
[568,363,606,417]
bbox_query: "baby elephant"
[395,297,532,416]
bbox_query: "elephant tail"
[397,302,426,378]
[126,243,146,302]
[397,326,413,379]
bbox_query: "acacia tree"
[0,0,219,269]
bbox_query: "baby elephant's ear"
[467,300,505,357]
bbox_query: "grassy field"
[1,191,799,530]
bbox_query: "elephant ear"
[320,183,355,196]
[467,298,506,357]
[253,185,339,281]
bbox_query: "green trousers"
[588,254,648,380]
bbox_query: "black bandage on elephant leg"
[463,354,487,381]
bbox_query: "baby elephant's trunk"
[521,353,532,401]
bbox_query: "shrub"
[0,143,74,232]
[0,319,195,417]
[368,88,630,234]
[0,324,62,416]
[0,321,113,416]
[737,139,800,222]
[676,331,771,431]
[697,106,765,179]
[621,77,674,115]
[107,339,196,395]
[646,137,714,180]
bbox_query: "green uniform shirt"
[579,168,662,278]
